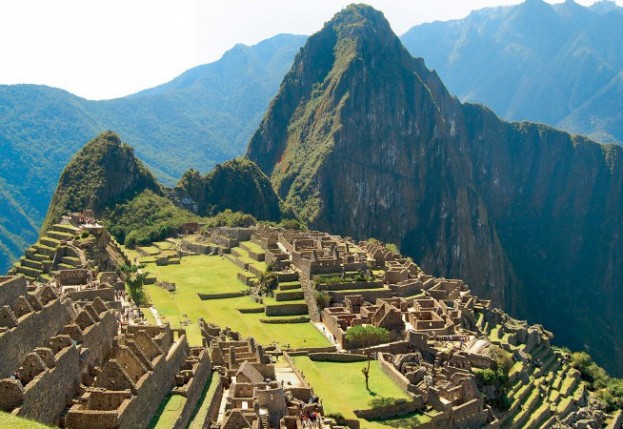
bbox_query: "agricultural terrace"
[142,253,329,348]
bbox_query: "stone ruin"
[0,274,211,429]
[199,319,326,429]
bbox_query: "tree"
[314,291,331,311]
[121,263,147,305]
[257,271,279,296]
[344,325,390,391]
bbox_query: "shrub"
[369,397,405,408]
[570,351,608,389]
[344,325,390,349]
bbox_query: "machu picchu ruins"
[2,211,621,428]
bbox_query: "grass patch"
[141,307,157,325]
[291,356,410,421]
[0,412,50,428]
[188,373,218,429]
[138,245,161,256]
[148,394,187,429]
[371,411,433,428]
[240,240,264,253]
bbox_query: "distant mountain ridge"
[400,0,623,144]
[247,4,623,375]
[0,34,305,273]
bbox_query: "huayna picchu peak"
[2,3,623,429]
[247,4,623,376]
[42,131,162,234]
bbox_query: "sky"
[0,0,619,100]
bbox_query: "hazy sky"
[0,0,618,99]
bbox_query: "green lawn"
[144,255,329,348]
[149,394,187,429]
[291,356,411,425]
[146,255,246,295]
[0,412,50,428]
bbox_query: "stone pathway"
[313,322,343,351]
[150,306,163,326]
[275,364,304,387]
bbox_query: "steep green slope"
[42,131,161,231]
[175,159,284,222]
[400,0,623,144]
[247,4,623,375]
[0,34,305,273]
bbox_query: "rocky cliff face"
[174,159,283,222]
[42,131,161,231]
[247,5,623,375]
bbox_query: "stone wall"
[353,398,424,420]
[282,352,309,387]
[202,373,224,429]
[275,290,304,301]
[0,276,27,308]
[65,287,115,303]
[198,292,245,300]
[16,344,81,425]
[315,280,383,292]
[0,296,72,378]
[378,353,413,393]
[328,289,394,304]
[59,269,90,286]
[117,334,190,429]
[170,349,212,429]
[77,309,118,368]
[264,303,309,316]
[308,353,368,362]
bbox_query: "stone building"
[0,275,210,429]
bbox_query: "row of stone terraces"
[226,241,309,321]
[9,224,83,283]
[475,316,585,428]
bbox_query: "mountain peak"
[42,132,160,231]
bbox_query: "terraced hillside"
[475,314,587,428]
[9,223,84,283]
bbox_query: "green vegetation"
[368,397,406,408]
[121,263,148,305]
[43,131,161,232]
[106,190,199,247]
[291,356,410,425]
[314,290,331,310]
[0,411,50,428]
[344,325,390,349]
[200,210,257,230]
[148,394,187,429]
[371,412,432,428]
[474,364,511,410]
[314,270,374,286]
[570,351,623,412]
[104,189,260,248]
